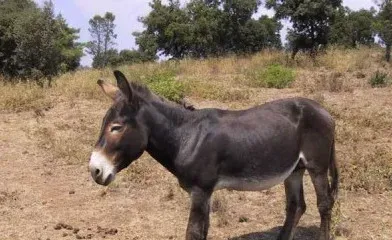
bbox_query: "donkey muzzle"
[89,151,115,186]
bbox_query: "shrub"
[144,69,185,103]
[369,71,390,88]
[246,64,295,89]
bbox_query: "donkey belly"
[214,153,303,191]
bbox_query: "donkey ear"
[113,70,133,101]
[97,79,119,101]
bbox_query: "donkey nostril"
[95,168,101,176]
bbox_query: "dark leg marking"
[186,187,212,240]
[278,168,306,240]
[309,171,335,240]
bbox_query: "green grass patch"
[369,70,390,88]
[132,68,185,103]
[147,73,185,103]
[246,64,295,89]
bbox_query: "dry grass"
[0,81,52,112]
[55,69,114,100]
[211,192,230,228]
[1,47,390,111]
[27,123,93,165]
[185,79,251,102]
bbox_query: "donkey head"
[89,71,149,186]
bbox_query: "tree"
[266,0,342,58]
[105,49,122,67]
[221,0,265,53]
[86,12,117,68]
[136,0,192,59]
[186,0,223,57]
[13,1,62,82]
[377,0,392,62]
[330,7,376,48]
[0,0,37,76]
[57,15,84,72]
[134,0,281,59]
[119,49,146,64]
[0,0,83,82]
[236,16,282,53]
[133,32,158,61]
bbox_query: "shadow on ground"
[229,226,319,240]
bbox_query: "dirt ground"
[1,88,392,240]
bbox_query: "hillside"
[0,48,391,240]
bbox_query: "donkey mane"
[129,81,151,97]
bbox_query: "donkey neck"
[143,100,193,175]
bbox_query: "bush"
[144,69,185,103]
[246,64,295,89]
[369,71,390,88]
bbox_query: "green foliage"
[118,50,147,65]
[104,49,122,67]
[330,7,376,48]
[247,64,295,89]
[219,0,282,53]
[267,0,342,57]
[134,0,281,59]
[125,65,184,102]
[0,0,36,76]
[57,16,84,72]
[369,71,390,87]
[144,70,185,102]
[132,32,158,61]
[185,0,223,57]
[99,49,159,68]
[0,0,83,81]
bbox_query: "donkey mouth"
[93,172,115,186]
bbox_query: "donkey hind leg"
[309,171,335,240]
[278,168,306,240]
[186,187,211,240]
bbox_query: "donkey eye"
[110,125,123,133]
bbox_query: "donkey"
[89,71,338,240]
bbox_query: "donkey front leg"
[185,187,212,240]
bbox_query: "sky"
[34,0,378,66]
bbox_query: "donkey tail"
[329,139,339,200]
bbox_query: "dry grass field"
[0,48,392,240]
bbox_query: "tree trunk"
[48,76,52,88]
[386,44,391,62]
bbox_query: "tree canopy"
[0,0,83,81]
[134,0,282,59]
[330,7,376,48]
[266,0,342,57]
